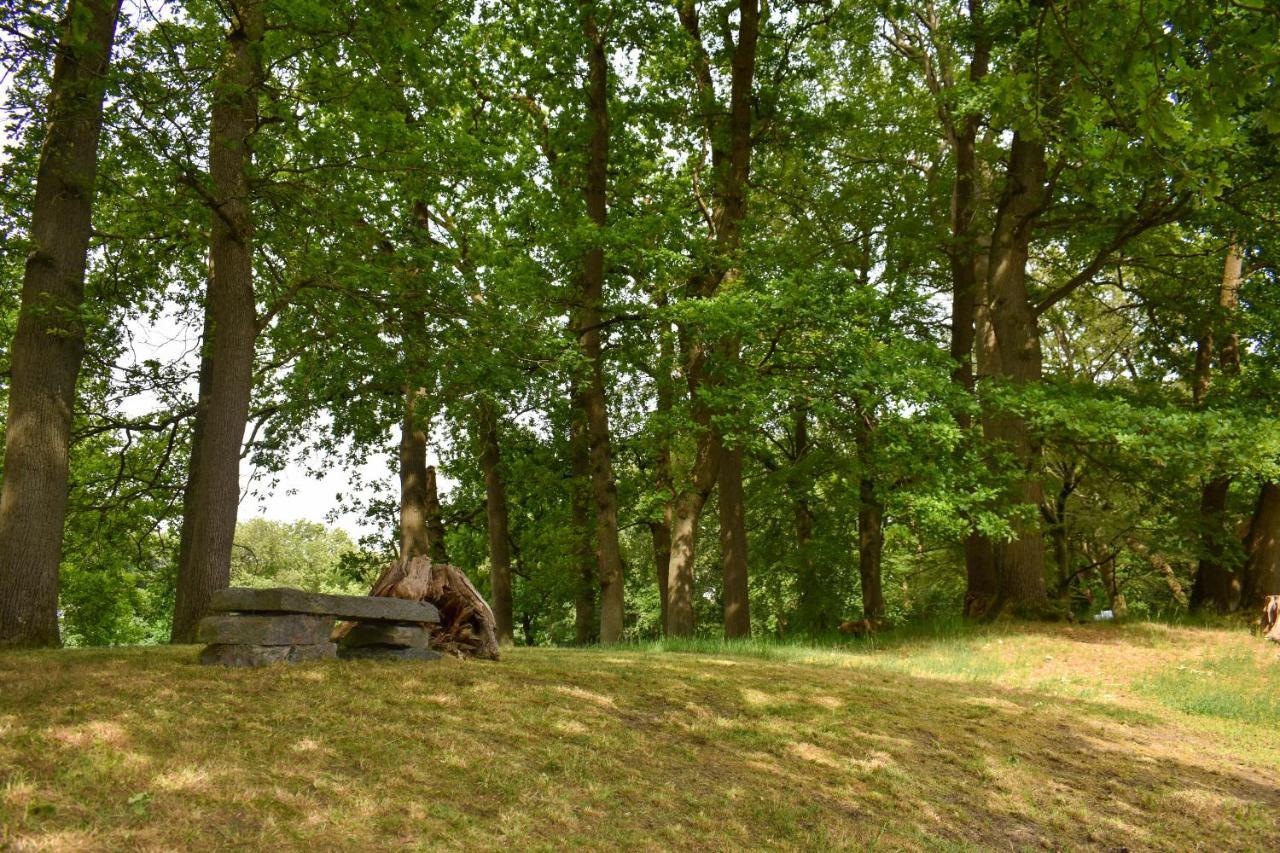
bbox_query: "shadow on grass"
[0,644,1277,850]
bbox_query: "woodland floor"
[1,623,1278,851]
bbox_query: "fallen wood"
[1261,595,1280,643]
[342,556,500,660]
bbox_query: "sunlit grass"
[2,623,1278,850]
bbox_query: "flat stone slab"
[211,587,439,624]
[197,613,333,646]
[198,642,337,667]
[341,623,431,649]
[338,645,442,662]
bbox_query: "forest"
[2,0,1279,650]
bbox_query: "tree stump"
[340,557,500,660]
[1260,595,1280,643]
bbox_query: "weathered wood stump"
[1261,595,1280,643]
[195,587,441,667]
[337,556,499,660]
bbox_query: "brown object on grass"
[342,557,500,660]
[838,618,880,638]
[1260,595,1280,643]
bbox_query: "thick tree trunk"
[1242,483,1280,609]
[665,327,722,637]
[171,0,264,643]
[858,476,886,621]
[573,0,626,643]
[792,406,825,631]
[424,465,449,563]
[965,258,1001,618]
[1190,245,1244,613]
[0,0,122,648]
[569,391,596,645]
[983,132,1049,613]
[398,389,431,562]
[666,0,760,639]
[719,441,751,637]
[478,402,514,644]
[666,485,711,637]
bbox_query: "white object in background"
[1093,610,1115,621]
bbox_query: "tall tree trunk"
[983,132,1049,613]
[398,389,431,562]
[1243,483,1280,609]
[666,0,760,638]
[719,439,750,637]
[950,5,996,620]
[649,299,676,634]
[0,0,122,648]
[854,423,886,621]
[478,402,514,644]
[792,405,824,630]
[424,465,449,563]
[575,1,625,643]
[965,250,1000,617]
[1190,245,1244,613]
[171,0,264,642]
[569,387,596,645]
[858,477,886,621]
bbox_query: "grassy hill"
[2,623,1278,850]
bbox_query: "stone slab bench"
[197,586,442,667]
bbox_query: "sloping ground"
[1,624,1278,851]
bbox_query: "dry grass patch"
[0,623,1277,850]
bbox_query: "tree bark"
[171,0,264,643]
[649,300,676,634]
[575,0,625,643]
[983,132,1049,612]
[792,405,825,631]
[858,476,886,621]
[1190,245,1244,613]
[953,60,1000,617]
[398,389,431,562]
[719,440,750,637]
[0,0,122,648]
[1242,483,1280,609]
[665,0,761,638]
[478,401,514,644]
[569,387,596,645]
[424,465,449,563]
[965,251,1001,618]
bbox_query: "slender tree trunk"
[571,0,626,643]
[478,402,514,644]
[1099,553,1126,617]
[649,301,676,634]
[398,389,431,562]
[1191,245,1244,613]
[719,440,750,637]
[792,406,824,630]
[983,132,1049,613]
[424,465,449,563]
[569,388,596,645]
[0,0,122,648]
[1242,483,1280,610]
[171,0,264,642]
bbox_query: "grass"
[2,623,1279,851]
